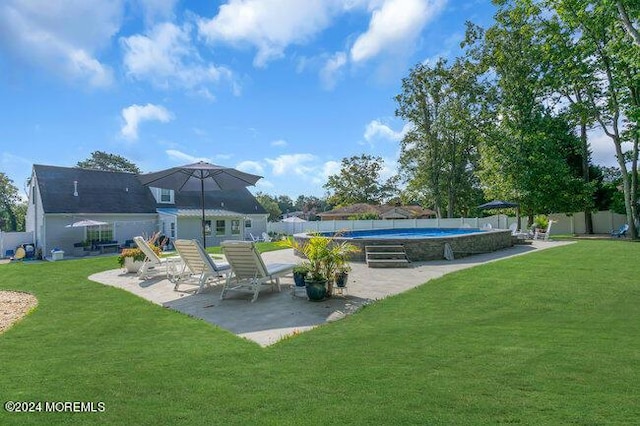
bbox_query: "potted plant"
[533,215,549,233]
[292,263,311,287]
[334,264,351,288]
[281,233,359,301]
[117,245,159,273]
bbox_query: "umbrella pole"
[201,178,206,248]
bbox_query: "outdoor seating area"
[90,239,568,346]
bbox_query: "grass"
[1,240,639,424]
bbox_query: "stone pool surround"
[293,229,514,262]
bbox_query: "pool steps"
[365,245,410,268]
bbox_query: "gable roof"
[32,164,267,215]
[33,165,158,214]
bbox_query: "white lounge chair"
[534,220,554,241]
[220,240,295,302]
[173,239,231,293]
[134,236,170,279]
[247,232,263,242]
[261,232,272,242]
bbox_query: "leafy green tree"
[0,173,22,231]
[323,154,399,207]
[294,195,329,220]
[77,151,141,174]
[254,192,282,222]
[396,58,484,218]
[276,195,295,216]
[547,0,640,237]
[468,1,591,224]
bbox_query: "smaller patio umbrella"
[65,219,108,228]
[477,200,520,230]
[477,200,519,210]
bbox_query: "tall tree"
[0,173,22,231]
[77,151,141,174]
[470,2,590,222]
[323,154,399,207]
[549,0,640,237]
[396,58,484,218]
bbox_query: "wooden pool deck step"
[365,245,410,268]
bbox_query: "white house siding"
[175,213,268,247]
[42,214,157,255]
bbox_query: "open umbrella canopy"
[137,161,262,192]
[281,216,307,223]
[65,219,108,228]
[477,200,519,210]
[137,161,262,247]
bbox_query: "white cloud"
[271,139,288,147]
[0,0,120,87]
[265,153,317,176]
[197,0,349,67]
[320,51,347,90]
[364,119,411,142]
[322,160,341,178]
[121,103,173,140]
[350,0,445,63]
[236,160,265,175]
[121,22,236,96]
[165,149,213,164]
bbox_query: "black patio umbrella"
[138,161,262,247]
[477,200,519,210]
[478,200,520,229]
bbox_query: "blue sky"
[0,0,615,200]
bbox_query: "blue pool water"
[322,228,484,239]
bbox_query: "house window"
[170,222,175,238]
[204,220,212,236]
[159,188,173,203]
[231,219,240,235]
[216,220,225,236]
[244,219,252,228]
[86,224,113,242]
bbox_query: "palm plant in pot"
[281,233,359,301]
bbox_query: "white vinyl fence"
[268,211,627,236]
[0,231,35,258]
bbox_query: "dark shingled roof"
[34,165,158,214]
[173,188,267,214]
[33,164,267,215]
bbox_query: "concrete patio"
[89,240,571,347]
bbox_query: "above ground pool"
[322,228,484,239]
[294,227,513,262]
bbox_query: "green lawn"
[1,240,639,424]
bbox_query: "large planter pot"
[305,278,328,301]
[293,271,307,287]
[123,257,143,273]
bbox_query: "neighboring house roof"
[33,164,158,214]
[32,164,268,215]
[380,205,436,218]
[317,203,379,218]
[318,203,436,219]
